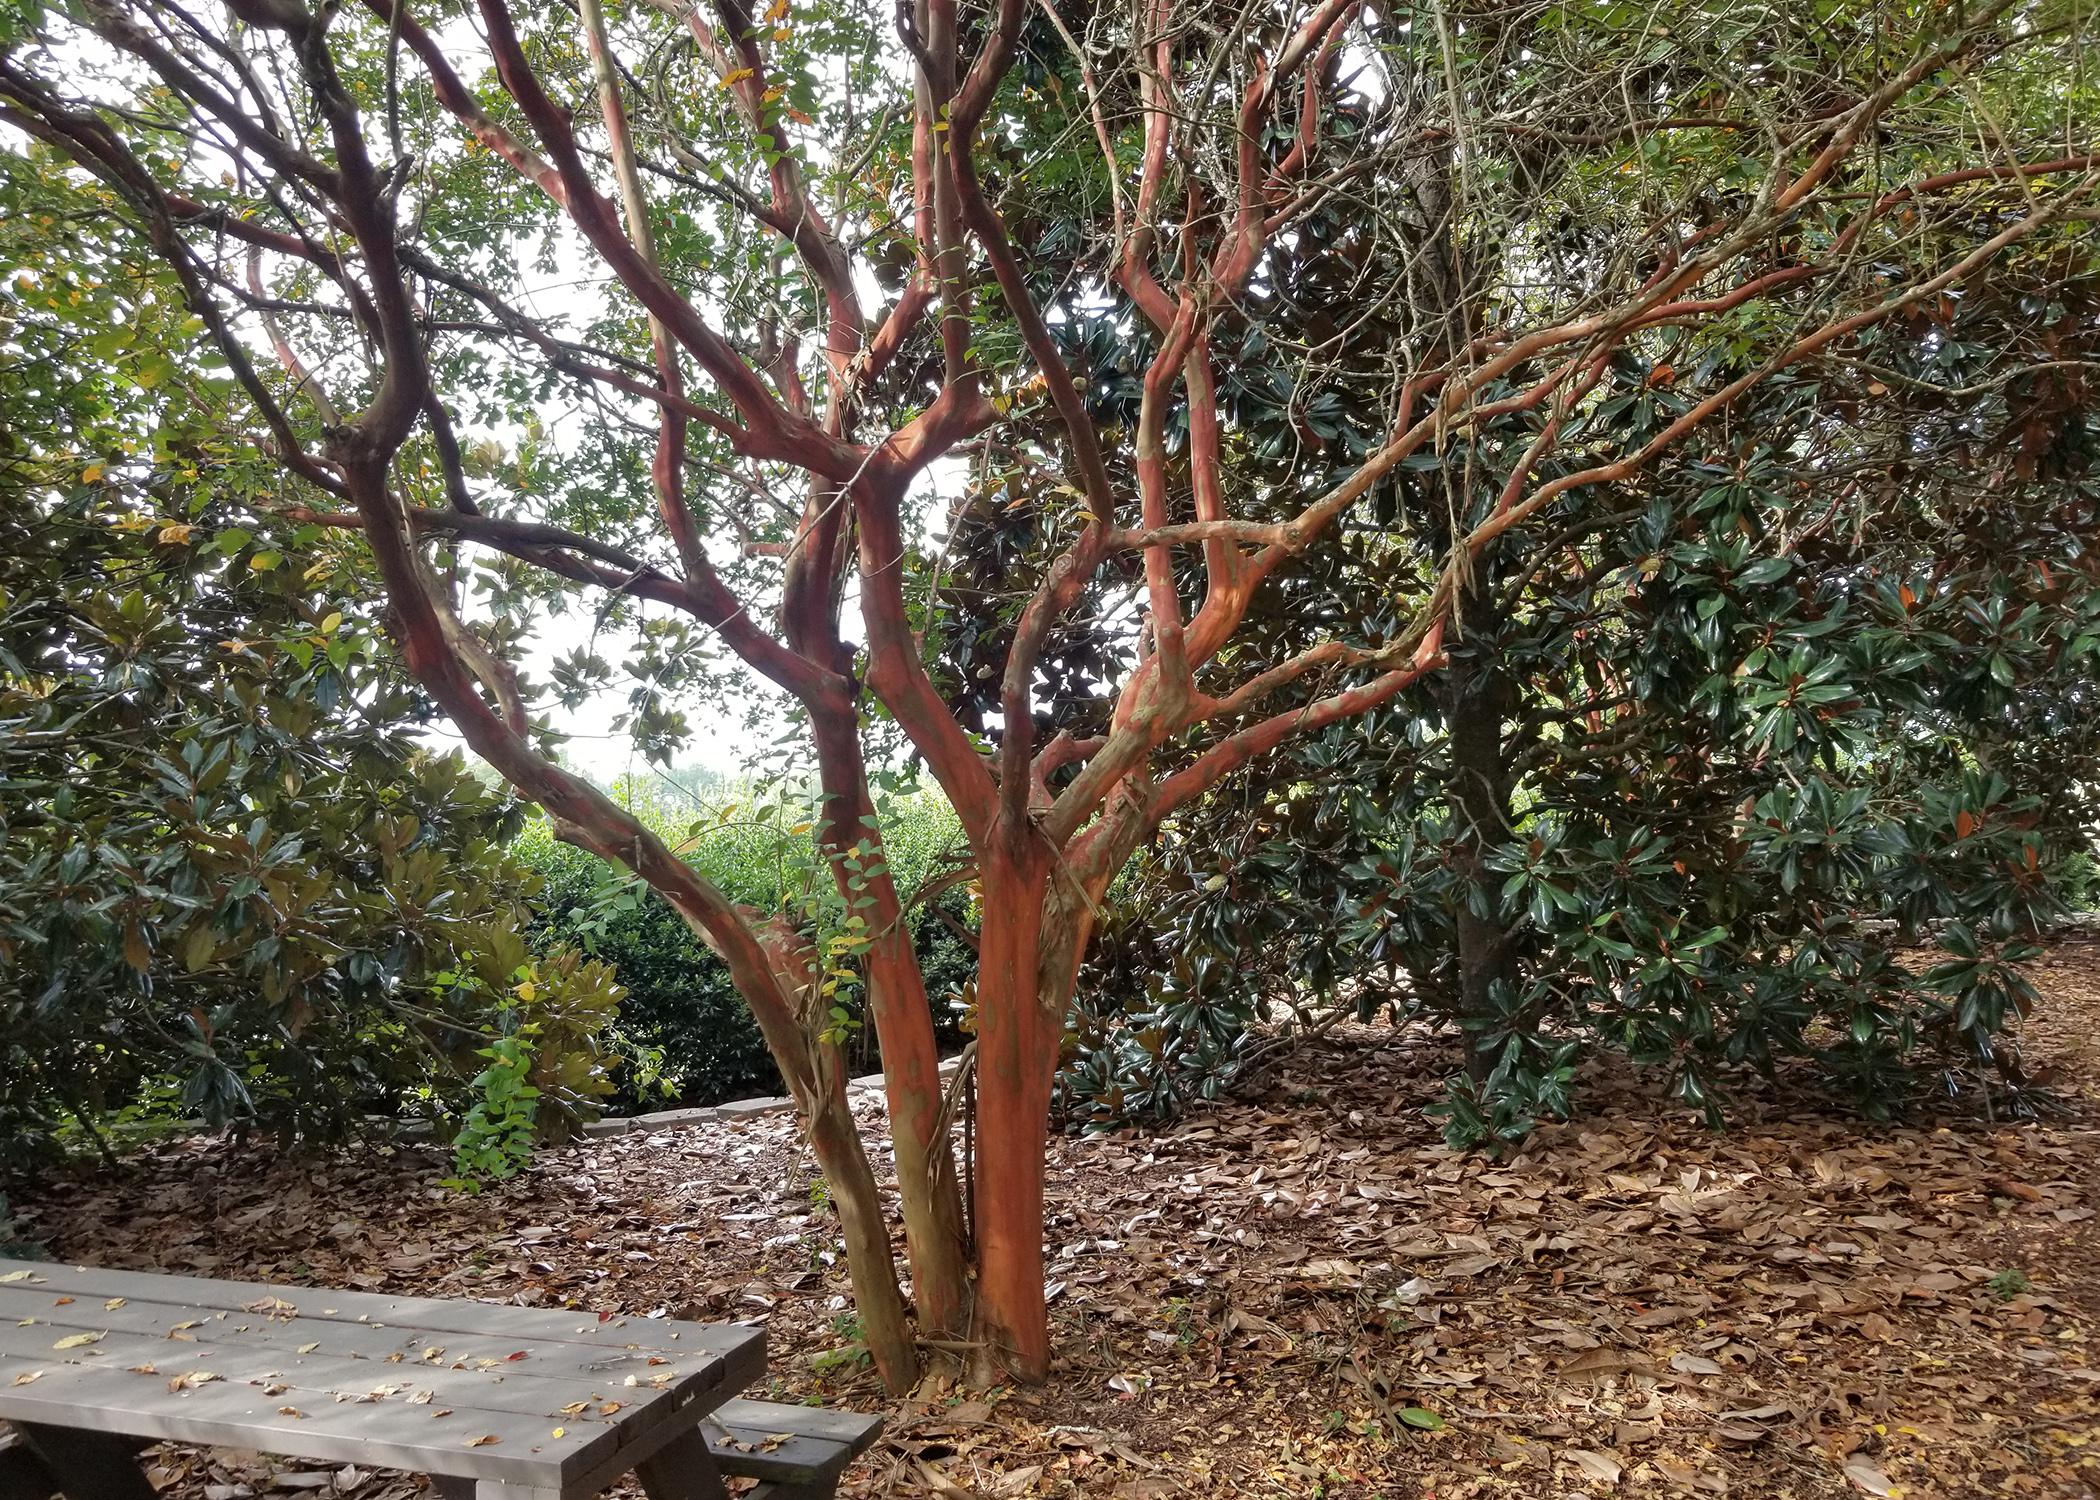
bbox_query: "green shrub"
[512,780,975,1108]
[0,190,627,1171]
[0,493,626,1169]
[444,1032,539,1191]
[2060,852,2099,914]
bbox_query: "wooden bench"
[0,1264,881,1499]
[701,1400,883,1499]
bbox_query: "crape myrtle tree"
[2,0,2093,1384]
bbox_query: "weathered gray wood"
[701,1400,881,1490]
[0,1277,734,1411]
[0,1313,671,1425]
[634,1423,729,1500]
[709,1401,882,1448]
[0,1284,725,1397]
[0,1267,776,1497]
[0,1267,754,1368]
[0,1350,618,1487]
[12,1422,154,1500]
[545,1385,722,1499]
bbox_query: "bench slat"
[0,1266,747,1364]
[0,1285,716,1403]
[703,1400,882,1487]
[0,1350,614,1486]
[0,1320,646,1429]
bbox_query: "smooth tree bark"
[3,0,2092,1386]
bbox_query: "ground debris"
[11,937,2100,1498]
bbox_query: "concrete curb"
[585,1057,965,1139]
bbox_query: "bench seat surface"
[0,1263,763,1489]
[704,1399,882,1485]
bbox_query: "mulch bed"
[10,936,2100,1499]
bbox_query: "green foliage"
[0,485,632,1164]
[0,177,625,1168]
[1062,911,1264,1131]
[513,781,973,1107]
[1065,166,2099,1140]
[444,1031,540,1192]
[1987,1268,2032,1301]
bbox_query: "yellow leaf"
[53,1331,104,1350]
[81,463,104,483]
[104,1298,126,1310]
[551,1427,566,1438]
[718,67,754,89]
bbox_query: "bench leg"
[12,1425,154,1500]
[634,1424,730,1500]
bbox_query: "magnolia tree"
[2,0,2091,1385]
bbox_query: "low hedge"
[512,782,974,1110]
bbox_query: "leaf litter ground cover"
[9,937,2100,1500]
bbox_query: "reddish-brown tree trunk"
[967,844,1060,1383]
[798,1060,919,1391]
[864,935,972,1338]
[806,701,972,1343]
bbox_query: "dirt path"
[11,938,2100,1499]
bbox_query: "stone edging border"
[581,1057,964,1138]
